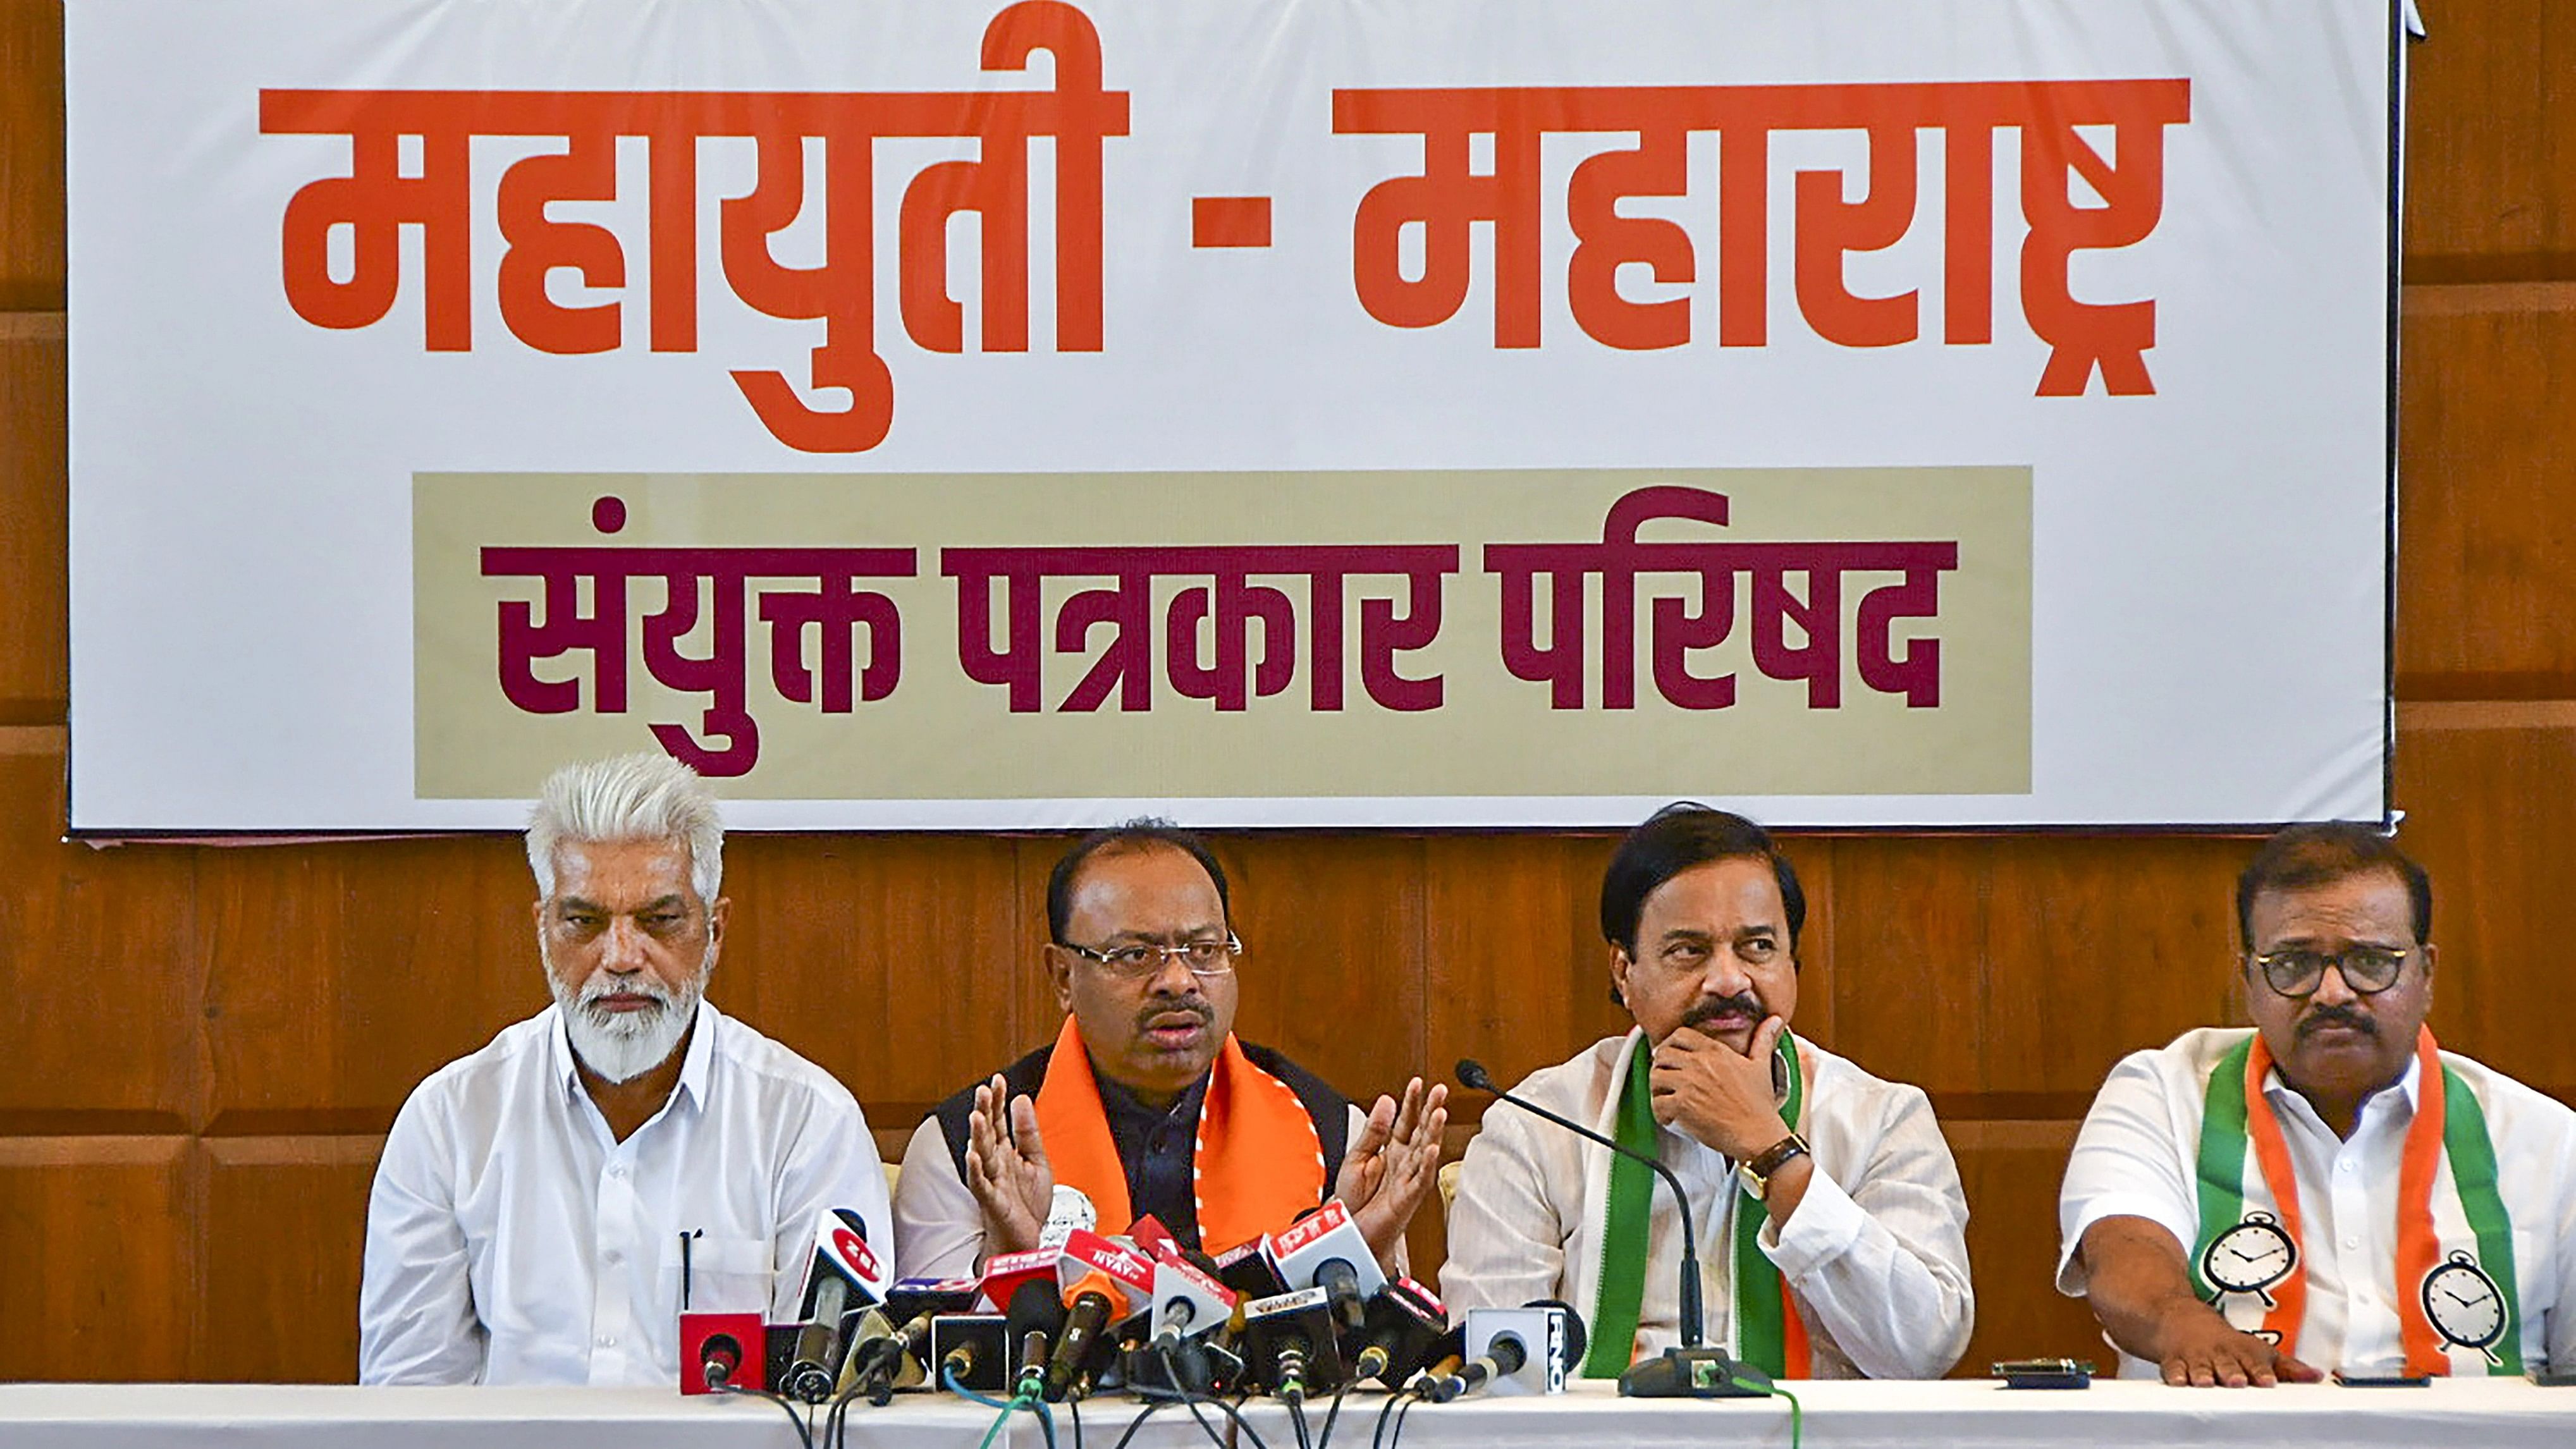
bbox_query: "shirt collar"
[546,995,721,1113]
[2261,1041,2424,1122]
[1094,1058,1208,1128]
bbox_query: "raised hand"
[1335,1076,1449,1268]
[964,1075,1055,1256]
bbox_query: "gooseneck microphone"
[1456,1058,1706,1349]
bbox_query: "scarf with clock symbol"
[2192,1027,2521,1376]
[1583,1026,1810,1379]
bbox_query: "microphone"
[1239,1287,1346,1403]
[784,1208,888,1403]
[1349,1278,1449,1387]
[833,1307,902,1403]
[1412,1335,1464,1398]
[1044,1229,1156,1400]
[1437,1301,1588,1400]
[1431,1336,1522,1402]
[1006,1278,1065,1401]
[1455,1059,1706,1350]
[976,1247,1065,1313]
[1048,1270,1129,1400]
[854,1278,980,1402]
[681,1311,768,1395]
[1125,1245,1239,1397]
[1455,1061,1771,1400]
[1147,1244,1238,1350]
[1211,1236,1290,1303]
[931,1313,1009,1394]
[1264,1199,1387,1340]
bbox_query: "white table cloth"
[5,1376,2573,1448]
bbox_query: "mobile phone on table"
[1992,1358,2092,1388]
[2332,1370,2429,1388]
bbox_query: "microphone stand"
[1456,1059,1768,1399]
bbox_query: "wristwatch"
[1737,1133,1811,1201]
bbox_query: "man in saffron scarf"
[2060,823,2576,1385]
[892,821,1446,1274]
[1442,805,1973,1378]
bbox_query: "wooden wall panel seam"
[2397,700,2576,730]
[0,309,63,339]
[2401,281,2576,317]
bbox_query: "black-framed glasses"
[2247,945,2411,998]
[1063,934,1244,980]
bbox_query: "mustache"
[1136,998,1213,1030]
[1681,993,1764,1030]
[579,973,675,1009]
[2298,1005,2377,1039]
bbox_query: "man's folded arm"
[1760,1087,1973,1378]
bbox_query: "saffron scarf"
[1031,1017,1327,1253]
[2192,1027,2520,1375]
[1584,1028,1810,1378]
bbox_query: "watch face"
[2200,1213,2298,1295]
[2421,1252,2506,1352]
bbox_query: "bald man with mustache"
[892,821,1445,1275]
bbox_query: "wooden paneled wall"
[4,1,2573,1384]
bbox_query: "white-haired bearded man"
[359,752,888,1385]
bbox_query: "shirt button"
[2337,1161,2356,1173]
[2344,1236,2362,1249]
[598,1335,617,1348]
[608,1164,628,1179]
[604,1249,623,1265]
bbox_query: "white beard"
[544,942,713,1084]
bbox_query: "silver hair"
[525,752,725,903]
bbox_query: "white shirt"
[1440,1032,1974,1379]
[2058,1027,2576,1377]
[359,1000,890,1385]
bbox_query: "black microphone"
[1007,1278,1065,1402]
[1456,1058,1706,1349]
[1046,1270,1129,1401]
[1432,1331,1524,1402]
[835,1309,909,1405]
[1350,1278,1448,1387]
[1239,1287,1345,1403]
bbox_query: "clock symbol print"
[2421,1250,2508,1364]
[2201,1212,2298,1308]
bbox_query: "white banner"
[66,0,2396,831]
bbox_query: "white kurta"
[1440,1030,1973,1379]
[2058,1026,2576,1378]
[359,1001,889,1386]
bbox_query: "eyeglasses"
[1063,934,1244,980]
[2247,945,2412,998]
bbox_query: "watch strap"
[1739,1132,1811,1199]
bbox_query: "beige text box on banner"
[414,468,2030,801]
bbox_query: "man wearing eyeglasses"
[2059,822,2576,1386]
[891,820,1446,1276]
